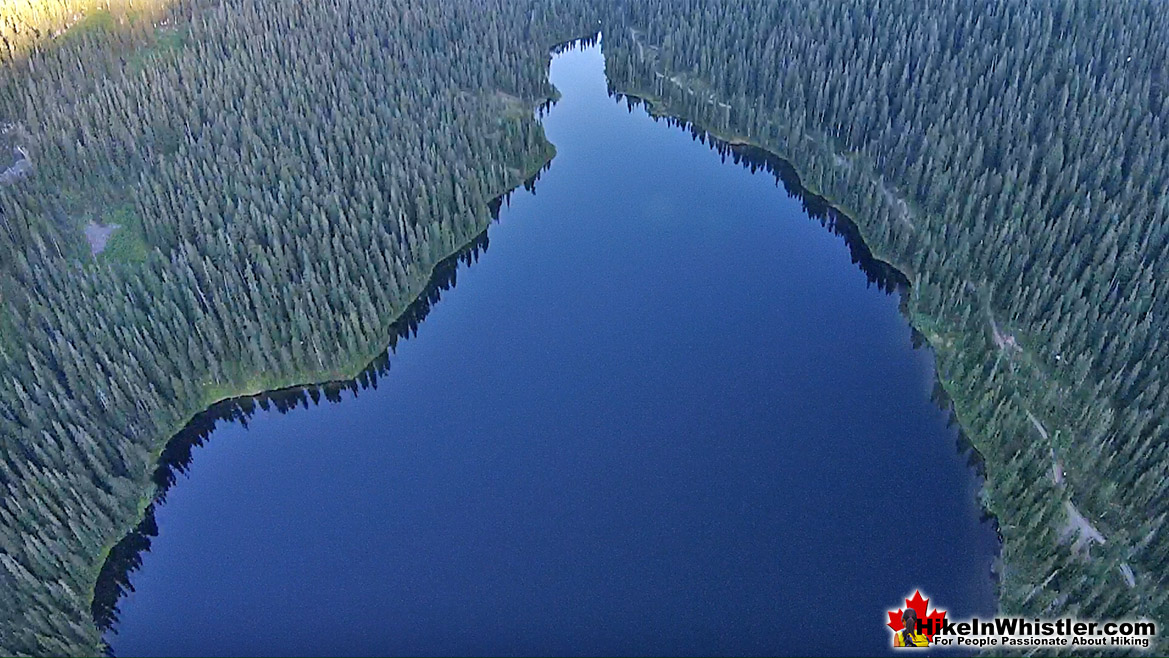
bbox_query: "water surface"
[106,43,997,657]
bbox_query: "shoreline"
[89,156,557,644]
[610,84,1005,575]
[85,75,570,652]
[89,34,1003,650]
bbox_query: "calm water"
[105,43,997,656]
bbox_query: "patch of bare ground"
[0,146,31,185]
[84,222,121,256]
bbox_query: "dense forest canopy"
[1,0,1169,654]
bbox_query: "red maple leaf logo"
[887,590,947,642]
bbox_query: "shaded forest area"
[596,0,1169,646]
[2,0,1169,654]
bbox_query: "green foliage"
[63,9,116,40]
[125,27,187,74]
[97,205,148,264]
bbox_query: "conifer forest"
[2,0,1169,654]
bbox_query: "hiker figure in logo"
[894,608,930,647]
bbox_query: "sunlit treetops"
[0,0,173,62]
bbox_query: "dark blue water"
[105,43,997,657]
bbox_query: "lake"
[103,42,998,657]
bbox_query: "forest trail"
[1025,388,1133,589]
[1026,410,1064,486]
[988,303,1130,586]
[1019,372,1107,561]
[1061,500,1106,555]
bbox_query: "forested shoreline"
[0,1,594,653]
[3,0,1169,654]
[90,119,928,638]
[91,222,498,635]
[594,0,1169,648]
